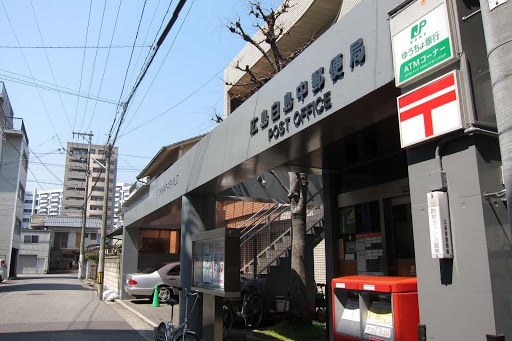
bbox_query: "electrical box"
[427,191,453,258]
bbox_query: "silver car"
[124,262,180,303]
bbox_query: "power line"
[73,0,94,134]
[29,0,73,131]
[119,66,221,138]
[121,0,194,135]
[114,0,149,116]
[29,147,64,186]
[112,0,189,146]
[0,0,65,151]
[78,0,107,133]
[86,0,124,132]
[125,0,167,91]
[0,44,151,49]
[0,69,118,104]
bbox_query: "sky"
[0,0,263,192]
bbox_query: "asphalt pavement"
[0,274,149,340]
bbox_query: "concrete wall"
[104,255,120,293]
[0,134,25,277]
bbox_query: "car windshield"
[141,263,166,274]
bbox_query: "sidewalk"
[83,279,276,340]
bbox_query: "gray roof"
[30,215,101,228]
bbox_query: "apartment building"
[61,142,118,231]
[33,188,62,215]
[0,81,29,279]
[113,182,131,229]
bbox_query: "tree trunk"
[288,172,314,323]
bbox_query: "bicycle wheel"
[156,322,169,341]
[244,295,263,328]
[172,331,199,341]
[223,303,234,329]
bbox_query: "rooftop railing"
[4,116,29,144]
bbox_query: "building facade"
[121,1,511,340]
[28,215,101,271]
[22,190,34,228]
[113,182,131,229]
[61,142,118,231]
[0,81,29,280]
[33,188,63,215]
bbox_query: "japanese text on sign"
[249,38,366,141]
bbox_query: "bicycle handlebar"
[173,286,200,297]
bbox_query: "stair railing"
[237,187,324,276]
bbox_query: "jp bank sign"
[249,38,367,142]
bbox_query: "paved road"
[0,274,153,340]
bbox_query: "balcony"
[3,116,29,145]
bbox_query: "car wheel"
[158,286,171,303]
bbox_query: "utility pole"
[96,143,112,299]
[73,131,93,280]
[479,1,512,224]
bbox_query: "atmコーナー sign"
[390,0,456,87]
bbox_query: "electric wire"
[2,137,45,191]
[125,0,165,91]
[0,69,117,104]
[0,44,151,49]
[29,147,64,186]
[73,0,93,134]
[119,65,222,138]
[78,0,107,133]
[115,0,148,115]
[119,0,193,139]
[29,0,73,131]
[0,0,66,151]
[86,0,124,132]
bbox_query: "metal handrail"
[240,204,289,245]
[241,203,324,274]
[236,202,275,231]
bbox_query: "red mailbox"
[331,276,419,341]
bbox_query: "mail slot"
[332,275,419,341]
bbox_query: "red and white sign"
[398,71,463,148]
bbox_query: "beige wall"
[104,255,121,294]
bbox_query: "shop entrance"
[337,179,415,277]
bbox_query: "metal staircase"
[238,190,324,277]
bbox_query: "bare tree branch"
[268,170,289,193]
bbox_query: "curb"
[115,299,159,328]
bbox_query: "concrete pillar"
[408,134,510,339]
[120,225,139,300]
[322,170,341,341]
[180,194,217,340]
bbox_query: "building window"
[138,229,180,254]
[24,235,39,243]
[54,232,68,248]
[90,233,97,240]
[18,184,25,202]
[15,219,22,235]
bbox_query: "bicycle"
[156,286,200,341]
[223,279,264,329]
